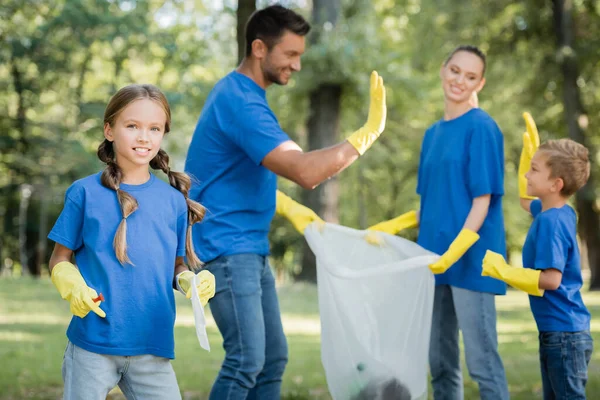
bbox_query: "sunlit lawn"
[1,277,599,399]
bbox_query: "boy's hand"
[518,112,540,199]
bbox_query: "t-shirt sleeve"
[225,101,291,165]
[47,184,85,251]
[467,121,504,198]
[176,202,188,258]
[532,215,568,272]
[530,199,543,217]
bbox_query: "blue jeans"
[429,285,509,400]
[539,331,593,400]
[206,254,288,400]
[62,341,181,400]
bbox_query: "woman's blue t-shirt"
[48,172,188,359]
[523,199,590,332]
[417,108,507,294]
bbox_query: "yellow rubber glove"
[364,210,419,246]
[367,210,419,235]
[346,71,387,155]
[482,250,544,296]
[276,190,325,234]
[429,229,480,274]
[51,261,106,318]
[518,112,540,199]
[177,270,216,307]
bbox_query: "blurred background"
[1,0,599,398]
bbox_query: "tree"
[296,0,342,283]
[552,0,600,289]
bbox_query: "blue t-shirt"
[184,71,290,262]
[522,199,590,332]
[48,172,188,359]
[417,108,507,294]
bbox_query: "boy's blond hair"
[538,139,590,197]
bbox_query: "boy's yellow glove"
[429,229,479,274]
[176,270,216,307]
[276,190,324,234]
[482,250,544,296]
[518,112,540,199]
[364,210,419,246]
[51,261,106,318]
[347,71,387,155]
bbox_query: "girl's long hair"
[98,84,205,267]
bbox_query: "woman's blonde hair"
[97,84,205,268]
[538,138,590,197]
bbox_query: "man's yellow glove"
[518,112,540,200]
[429,229,479,274]
[346,71,387,155]
[276,190,324,234]
[51,261,106,318]
[364,210,419,246]
[176,270,216,307]
[482,250,544,296]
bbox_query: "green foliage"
[1,0,599,277]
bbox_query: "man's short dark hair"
[245,5,311,56]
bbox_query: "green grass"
[0,277,599,399]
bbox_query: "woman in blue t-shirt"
[483,134,593,399]
[367,46,509,399]
[48,84,215,400]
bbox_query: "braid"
[97,139,139,265]
[151,149,206,269]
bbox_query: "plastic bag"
[191,273,210,351]
[304,223,438,400]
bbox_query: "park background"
[1,0,599,398]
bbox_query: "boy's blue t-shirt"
[184,71,290,263]
[523,199,591,332]
[417,108,507,294]
[48,172,188,359]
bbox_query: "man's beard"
[262,60,285,86]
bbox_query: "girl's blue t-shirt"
[417,108,507,294]
[48,172,188,359]
[523,199,590,332]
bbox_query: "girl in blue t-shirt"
[48,84,215,400]
[483,132,593,399]
[367,45,510,399]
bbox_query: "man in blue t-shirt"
[184,5,387,398]
[483,134,593,399]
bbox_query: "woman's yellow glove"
[177,270,216,307]
[51,261,106,318]
[518,112,540,199]
[429,229,480,274]
[364,210,419,247]
[276,190,324,234]
[367,210,418,235]
[346,71,387,155]
[482,250,544,296]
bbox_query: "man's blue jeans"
[429,285,509,400]
[539,331,593,400]
[205,254,288,400]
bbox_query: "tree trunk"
[297,0,342,283]
[298,85,342,282]
[552,0,600,289]
[236,0,256,64]
[36,185,49,276]
[18,184,33,276]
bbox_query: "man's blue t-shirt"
[417,108,507,294]
[185,71,290,263]
[522,199,590,332]
[48,173,188,359]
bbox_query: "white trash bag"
[304,223,438,400]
